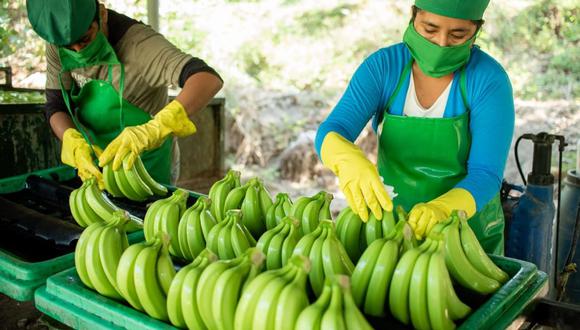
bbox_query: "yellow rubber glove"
[408,188,476,239]
[321,132,393,222]
[98,100,196,171]
[61,128,104,189]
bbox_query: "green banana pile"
[257,216,303,270]
[295,275,373,330]
[292,220,354,296]
[206,209,257,259]
[176,197,217,261]
[196,248,265,330]
[335,206,398,263]
[351,222,407,317]
[439,211,508,294]
[289,191,333,235]
[265,193,293,230]
[69,177,143,231]
[103,156,168,201]
[234,255,311,330]
[143,189,189,255]
[165,249,217,329]
[116,234,176,321]
[74,210,130,300]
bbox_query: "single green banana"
[143,197,169,242]
[85,224,122,299]
[289,196,315,223]
[123,157,153,199]
[166,262,194,328]
[389,247,422,324]
[427,251,456,330]
[74,222,102,289]
[223,185,248,213]
[340,210,364,263]
[335,207,353,236]
[408,250,432,329]
[97,214,128,294]
[186,207,207,259]
[280,217,301,266]
[197,260,236,330]
[292,225,323,258]
[213,263,250,330]
[266,193,290,229]
[103,164,124,197]
[443,219,500,294]
[69,186,88,227]
[76,182,104,225]
[301,197,324,235]
[295,282,332,330]
[318,193,333,221]
[116,242,148,311]
[198,197,217,237]
[321,236,349,279]
[241,182,266,238]
[133,156,167,196]
[231,223,253,257]
[459,218,508,283]
[381,209,397,236]
[266,222,291,270]
[364,213,383,246]
[181,267,208,330]
[351,238,385,307]
[309,227,329,297]
[156,242,176,296]
[256,180,273,218]
[84,181,119,221]
[342,278,374,330]
[159,202,183,257]
[134,241,168,321]
[320,280,346,330]
[364,239,400,317]
[177,207,196,260]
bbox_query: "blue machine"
[505,132,567,298]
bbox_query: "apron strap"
[459,65,469,111]
[109,63,126,130]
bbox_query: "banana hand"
[61,128,104,189]
[408,188,476,239]
[321,132,392,222]
[99,100,196,171]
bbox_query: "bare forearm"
[175,72,223,117]
[49,112,76,140]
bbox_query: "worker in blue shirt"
[316,0,514,254]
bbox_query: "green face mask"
[58,30,119,70]
[403,22,474,78]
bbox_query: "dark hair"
[412,5,485,30]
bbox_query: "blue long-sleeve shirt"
[315,43,515,210]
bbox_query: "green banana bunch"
[75,210,130,300]
[234,255,311,330]
[256,216,303,270]
[265,193,293,230]
[196,248,265,330]
[290,191,333,235]
[115,234,175,321]
[441,211,501,295]
[167,249,218,329]
[143,189,189,255]
[295,275,373,330]
[165,249,218,328]
[238,178,272,238]
[69,177,143,231]
[292,220,354,297]
[206,209,257,259]
[350,226,402,317]
[335,206,397,263]
[103,156,168,201]
[208,169,241,221]
[176,196,217,261]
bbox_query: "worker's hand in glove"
[408,188,476,239]
[99,100,196,171]
[321,132,393,222]
[61,128,104,189]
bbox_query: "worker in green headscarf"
[316,0,514,254]
[26,0,223,188]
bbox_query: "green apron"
[57,36,172,184]
[377,61,505,255]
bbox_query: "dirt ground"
[0,293,67,330]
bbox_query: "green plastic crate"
[35,255,547,330]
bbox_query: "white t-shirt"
[403,73,452,118]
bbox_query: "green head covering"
[26,0,97,46]
[414,0,490,20]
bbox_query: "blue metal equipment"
[505,132,567,298]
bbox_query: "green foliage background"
[1,0,578,101]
